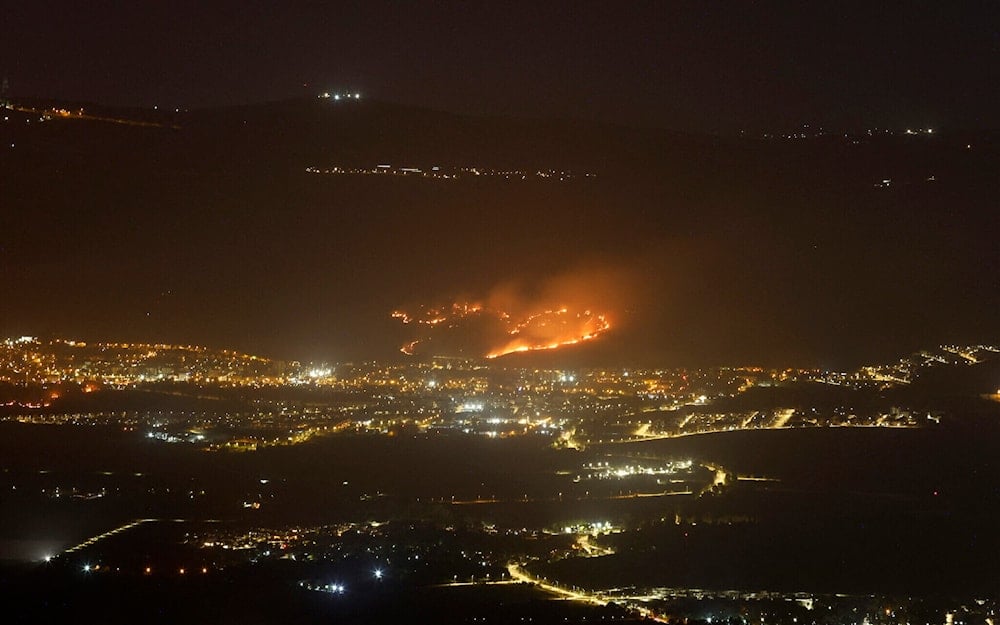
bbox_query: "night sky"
[4,1,999,133]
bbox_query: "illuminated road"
[601,424,809,445]
[13,105,179,128]
[61,518,157,555]
[576,533,615,557]
[506,562,609,606]
[506,562,668,622]
[445,490,692,505]
[771,408,795,429]
[434,580,519,587]
[608,490,693,499]
[59,518,223,556]
[603,422,920,446]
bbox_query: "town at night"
[1,3,999,624]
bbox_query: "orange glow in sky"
[392,302,612,359]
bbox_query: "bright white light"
[44,555,52,563]
[374,568,383,580]
[83,564,91,572]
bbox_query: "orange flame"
[393,268,631,358]
[392,303,612,359]
[399,339,421,356]
[485,310,611,358]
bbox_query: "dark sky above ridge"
[3,1,999,133]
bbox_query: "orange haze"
[392,267,632,359]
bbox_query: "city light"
[3,5,997,623]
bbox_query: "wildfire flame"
[485,309,611,358]
[392,268,631,359]
[391,302,612,359]
[391,303,484,326]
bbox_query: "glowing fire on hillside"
[485,308,611,358]
[392,303,611,358]
[392,270,629,359]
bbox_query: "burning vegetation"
[392,270,627,359]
